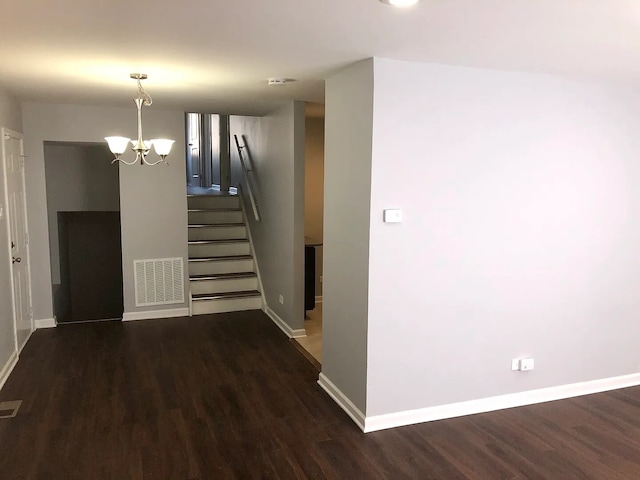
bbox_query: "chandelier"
[105,73,175,166]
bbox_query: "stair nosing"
[188,208,241,213]
[188,223,245,228]
[188,239,249,245]
[187,194,238,198]
[188,255,253,262]
[190,272,257,281]
[192,290,261,301]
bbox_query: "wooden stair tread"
[190,272,256,281]
[192,290,261,300]
[188,239,248,245]
[188,255,253,262]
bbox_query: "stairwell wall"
[230,101,306,334]
[0,86,23,384]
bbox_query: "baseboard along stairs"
[188,194,262,315]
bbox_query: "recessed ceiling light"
[380,0,420,7]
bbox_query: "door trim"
[1,127,35,352]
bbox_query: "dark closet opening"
[44,142,123,323]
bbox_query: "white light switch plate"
[384,209,402,223]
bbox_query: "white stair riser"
[187,196,240,210]
[188,210,243,224]
[192,296,262,315]
[189,259,254,276]
[190,276,258,295]
[189,242,250,257]
[188,225,247,241]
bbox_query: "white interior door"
[2,128,33,350]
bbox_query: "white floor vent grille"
[134,258,184,307]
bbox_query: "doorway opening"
[44,142,123,323]
[185,113,231,195]
[294,104,325,366]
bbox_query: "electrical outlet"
[278,295,284,305]
[511,359,520,371]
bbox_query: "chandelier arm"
[113,156,139,166]
[142,157,167,166]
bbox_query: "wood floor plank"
[1,310,640,479]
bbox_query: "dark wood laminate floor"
[1,310,640,480]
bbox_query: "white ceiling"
[3,0,640,115]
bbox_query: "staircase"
[187,194,262,315]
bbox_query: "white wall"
[0,86,22,384]
[322,59,374,413]
[365,58,640,417]
[230,101,306,333]
[22,103,188,320]
[44,144,119,285]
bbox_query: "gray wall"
[305,116,324,296]
[0,86,22,379]
[230,101,306,332]
[322,59,374,414]
[22,103,188,321]
[365,58,640,416]
[44,143,119,285]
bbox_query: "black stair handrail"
[233,135,260,222]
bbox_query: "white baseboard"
[363,372,640,433]
[18,328,33,355]
[315,296,323,304]
[122,307,190,322]
[35,317,57,329]
[0,350,18,391]
[264,306,306,338]
[318,373,366,431]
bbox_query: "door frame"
[2,127,34,351]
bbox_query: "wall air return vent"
[134,258,184,307]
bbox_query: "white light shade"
[151,139,175,156]
[380,0,420,6]
[105,136,131,155]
